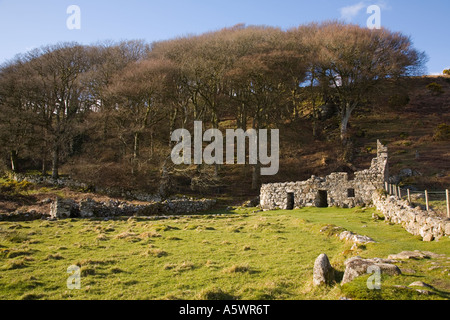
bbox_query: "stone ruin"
[260,140,389,210]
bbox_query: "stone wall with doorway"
[260,140,389,210]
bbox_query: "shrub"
[5,259,28,270]
[0,179,34,195]
[388,93,410,108]
[433,123,450,141]
[197,287,236,300]
[144,248,168,258]
[1,231,29,243]
[426,82,443,95]
[45,253,64,260]
[222,263,251,274]
[443,69,450,76]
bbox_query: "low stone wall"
[372,192,450,241]
[0,210,49,221]
[50,197,217,219]
[11,173,90,190]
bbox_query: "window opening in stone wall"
[347,188,355,198]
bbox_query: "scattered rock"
[428,266,442,271]
[372,213,383,220]
[400,268,416,274]
[387,251,431,260]
[408,281,434,289]
[341,257,401,285]
[393,285,409,290]
[313,254,335,287]
[415,289,434,295]
[339,231,376,244]
[394,284,435,295]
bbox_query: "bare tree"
[0,58,37,172]
[19,43,91,178]
[309,22,426,149]
[106,58,177,174]
[226,26,307,189]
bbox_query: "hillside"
[212,76,450,199]
[1,76,449,212]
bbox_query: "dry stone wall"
[372,192,450,242]
[50,197,217,219]
[260,140,389,210]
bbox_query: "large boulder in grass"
[313,254,335,286]
[341,257,401,285]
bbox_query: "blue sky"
[0,0,449,74]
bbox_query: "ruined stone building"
[260,140,389,210]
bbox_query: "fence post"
[385,182,388,193]
[398,186,402,199]
[425,190,429,212]
[407,189,411,203]
[446,189,449,218]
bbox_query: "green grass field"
[0,206,449,300]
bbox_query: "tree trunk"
[10,150,18,172]
[132,131,140,175]
[340,104,353,145]
[169,107,178,147]
[251,162,261,191]
[150,131,154,158]
[51,145,59,179]
[340,103,357,162]
[41,157,47,176]
[312,104,319,139]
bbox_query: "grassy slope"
[1,206,449,300]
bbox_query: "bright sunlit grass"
[0,207,449,300]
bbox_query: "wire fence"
[385,183,450,218]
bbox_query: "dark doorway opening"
[286,192,295,210]
[317,190,328,208]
